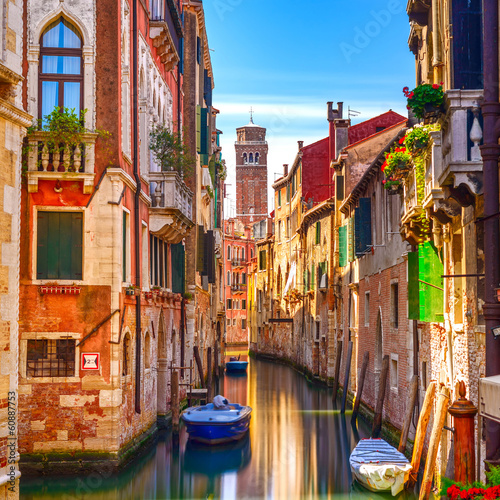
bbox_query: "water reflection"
[21,358,380,499]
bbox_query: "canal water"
[20,357,390,500]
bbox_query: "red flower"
[409,91,414,99]
[403,86,409,93]
[382,179,387,184]
[432,83,440,89]
[440,81,444,86]
[399,137,405,145]
[406,105,411,109]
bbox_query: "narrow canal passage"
[21,358,374,500]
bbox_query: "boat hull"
[181,403,252,445]
[225,361,248,372]
[349,438,412,496]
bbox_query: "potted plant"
[403,83,444,120]
[125,285,135,296]
[183,292,193,303]
[403,123,440,154]
[382,178,403,195]
[381,145,412,180]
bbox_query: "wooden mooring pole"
[332,340,343,403]
[398,375,419,453]
[193,346,205,388]
[171,370,180,433]
[407,380,436,490]
[214,343,219,379]
[352,351,369,421]
[372,354,389,438]
[207,347,212,401]
[419,385,450,500]
[341,341,353,414]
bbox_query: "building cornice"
[0,99,32,128]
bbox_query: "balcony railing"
[26,131,98,194]
[234,141,267,145]
[149,171,194,243]
[438,89,484,197]
[231,258,246,268]
[231,284,247,294]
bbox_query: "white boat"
[349,438,412,496]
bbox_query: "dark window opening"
[27,339,75,377]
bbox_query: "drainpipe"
[480,0,500,462]
[132,0,142,414]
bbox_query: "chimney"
[327,102,334,122]
[328,101,343,121]
[298,141,303,150]
[283,164,288,176]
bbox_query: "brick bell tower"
[235,111,268,225]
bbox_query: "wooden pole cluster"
[372,355,390,438]
[419,385,450,499]
[171,369,180,433]
[398,375,419,453]
[332,340,343,403]
[407,381,436,490]
[341,341,353,413]
[352,351,369,421]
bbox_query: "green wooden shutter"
[196,105,201,153]
[348,214,355,262]
[339,225,347,267]
[315,222,321,245]
[278,190,281,207]
[286,185,290,202]
[355,198,372,257]
[200,106,209,155]
[37,212,82,280]
[171,243,185,293]
[419,242,444,322]
[336,175,344,200]
[197,225,205,273]
[311,265,315,290]
[37,212,49,279]
[408,251,420,320]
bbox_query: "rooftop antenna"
[348,106,361,120]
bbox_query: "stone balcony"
[26,131,98,194]
[150,20,179,72]
[149,171,194,244]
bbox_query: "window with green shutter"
[200,107,209,155]
[315,221,321,245]
[171,242,185,293]
[408,243,444,322]
[259,250,266,270]
[196,105,201,153]
[339,225,347,267]
[355,198,372,257]
[286,185,290,203]
[37,211,82,280]
[311,265,315,290]
[347,216,355,262]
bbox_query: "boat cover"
[350,438,412,496]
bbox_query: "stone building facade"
[0,0,31,496]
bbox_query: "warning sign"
[81,353,100,370]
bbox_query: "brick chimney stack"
[283,164,288,176]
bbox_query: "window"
[259,250,266,270]
[150,0,163,20]
[364,292,370,326]
[144,332,151,369]
[227,299,232,309]
[227,319,231,327]
[232,318,237,326]
[241,248,245,261]
[227,271,231,286]
[315,321,320,341]
[242,299,246,309]
[278,190,281,207]
[241,319,247,329]
[27,339,75,377]
[37,211,82,280]
[227,245,231,260]
[40,18,83,122]
[391,282,399,328]
[286,217,290,238]
[315,222,321,245]
[150,235,168,288]
[286,185,290,203]
[277,220,281,241]
[243,153,247,164]
[123,211,130,282]
[123,334,131,376]
[242,273,246,284]
[255,152,259,164]
[391,355,398,390]
[249,153,253,163]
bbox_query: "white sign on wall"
[81,353,100,370]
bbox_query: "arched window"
[243,153,247,164]
[122,333,131,376]
[249,153,253,163]
[227,271,231,285]
[250,248,254,258]
[255,152,259,164]
[144,332,151,369]
[40,18,83,122]
[241,248,245,261]
[227,245,231,260]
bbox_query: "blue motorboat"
[181,402,252,444]
[225,359,249,373]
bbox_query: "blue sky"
[203,0,415,215]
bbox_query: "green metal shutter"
[339,225,347,267]
[419,242,444,322]
[196,105,201,153]
[408,251,420,320]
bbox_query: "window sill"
[21,376,80,384]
